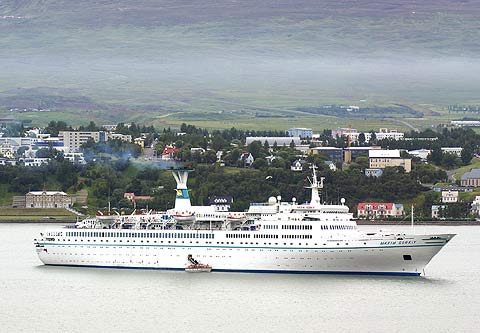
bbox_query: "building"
[441,190,459,203]
[461,169,480,187]
[291,160,303,172]
[287,128,313,139]
[375,128,404,141]
[451,120,480,127]
[102,124,117,131]
[239,152,254,167]
[0,137,33,147]
[324,160,336,171]
[190,147,206,154]
[134,137,145,148]
[246,137,301,147]
[59,131,107,151]
[25,191,72,208]
[432,205,447,219]
[307,147,344,162]
[331,128,404,143]
[161,145,178,160]
[357,202,404,219]
[265,155,276,165]
[432,185,473,193]
[63,152,86,164]
[108,133,133,142]
[471,196,480,216]
[369,150,411,173]
[365,168,383,177]
[20,158,50,167]
[441,147,463,157]
[407,149,431,161]
[331,128,359,141]
[0,145,15,159]
[0,158,16,166]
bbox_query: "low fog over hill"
[1,0,479,125]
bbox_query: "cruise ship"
[34,167,455,276]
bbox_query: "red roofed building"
[161,145,178,160]
[357,202,404,219]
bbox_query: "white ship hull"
[35,230,453,276]
[34,167,455,276]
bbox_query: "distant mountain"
[1,1,479,125]
[2,0,479,56]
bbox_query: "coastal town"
[1,118,480,222]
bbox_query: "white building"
[25,191,72,208]
[64,152,86,164]
[191,147,206,154]
[291,160,303,172]
[287,128,313,139]
[369,150,412,173]
[246,137,301,147]
[331,128,359,141]
[59,131,107,152]
[441,147,463,157]
[441,190,459,203]
[432,205,447,219]
[0,158,16,166]
[325,160,337,171]
[375,128,404,141]
[102,125,117,131]
[108,133,132,142]
[331,128,404,142]
[239,152,254,166]
[471,196,480,216]
[407,149,431,160]
[0,137,33,147]
[451,120,480,127]
[21,158,50,167]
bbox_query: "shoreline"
[0,219,77,224]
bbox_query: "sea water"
[0,224,478,332]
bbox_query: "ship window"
[403,255,412,261]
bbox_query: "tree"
[428,146,443,165]
[263,140,270,150]
[247,141,263,158]
[252,158,267,169]
[358,132,366,145]
[461,146,473,165]
[441,153,461,169]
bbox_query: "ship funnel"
[172,170,192,211]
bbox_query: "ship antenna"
[307,164,324,206]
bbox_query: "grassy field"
[0,208,77,222]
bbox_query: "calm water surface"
[0,224,478,332]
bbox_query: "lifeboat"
[226,212,247,222]
[173,211,196,222]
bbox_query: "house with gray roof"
[461,169,480,187]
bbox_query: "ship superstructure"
[34,166,454,276]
